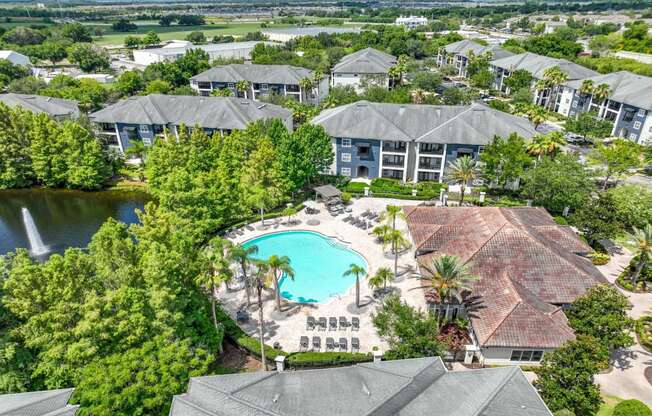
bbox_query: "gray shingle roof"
[190,64,313,85]
[0,388,79,416]
[490,52,598,80]
[311,101,537,145]
[89,95,292,130]
[0,93,80,118]
[332,48,397,74]
[169,357,552,416]
[565,70,652,111]
[443,39,515,61]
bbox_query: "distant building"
[190,63,327,104]
[331,48,397,92]
[261,26,361,43]
[76,73,115,83]
[312,101,536,182]
[132,41,272,66]
[437,39,514,78]
[0,50,30,66]
[170,356,553,416]
[395,15,429,29]
[0,93,80,120]
[0,388,79,415]
[89,95,292,154]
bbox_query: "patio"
[217,197,427,354]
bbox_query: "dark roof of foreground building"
[169,357,552,416]
[404,206,607,349]
[89,95,292,130]
[190,64,313,85]
[312,101,537,145]
[332,47,397,74]
[565,70,652,111]
[443,39,515,61]
[490,52,598,80]
[0,388,79,416]
[0,93,80,118]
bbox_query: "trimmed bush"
[616,255,652,292]
[613,399,652,416]
[588,252,610,266]
[287,351,372,367]
[637,316,652,352]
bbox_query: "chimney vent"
[275,355,285,372]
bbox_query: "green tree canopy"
[480,133,532,187]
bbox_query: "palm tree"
[389,55,409,86]
[235,80,251,99]
[592,83,612,117]
[343,263,367,308]
[527,132,566,159]
[299,76,314,101]
[249,259,271,371]
[381,205,405,230]
[211,88,233,97]
[526,135,549,160]
[229,243,258,306]
[540,66,568,111]
[521,104,548,131]
[579,79,594,96]
[629,224,652,288]
[383,229,411,279]
[412,88,426,104]
[371,266,394,290]
[313,69,324,97]
[267,255,295,311]
[445,156,481,205]
[420,255,479,324]
[372,223,392,243]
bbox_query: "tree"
[388,55,408,86]
[37,41,69,67]
[445,155,481,205]
[211,87,233,97]
[628,224,652,287]
[111,19,138,32]
[372,294,444,360]
[186,31,206,44]
[589,139,642,190]
[535,336,608,416]
[570,193,623,247]
[142,31,161,47]
[67,44,110,72]
[267,255,295,311]
[520,153,593,213]
[592,83,612,115]
[0,104,35,188]
[249,260,271,371]
[144,79,172,95]
[383,229,410,279]
[369,267,394,290]
[115,70,144,96]
[537,66,569,111]
[159,15,175,26]
[470,69,494,89]
[567,284,634,351]
[1,27,45,46]
[564,112,613,140]
[418,255,478,323]
[343,263,366,308]
[607,185,652,230]
[613,400,652,416]
[299,76,314,98]
[230,243,259,306]
[177,15,205,26]
[527,131,566,159]
[411,71,441,92]
[61,23,92,43]
[124,35,141,49]
[504,69,533,92]
[380,205,405,230]
[480,133,532,187]
[521,103,548,130]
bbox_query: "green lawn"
[597,395,624,416]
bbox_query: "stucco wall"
[480,346,553,366]
[335,137,381,179]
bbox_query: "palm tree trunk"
[459,184,465,205]
[355,275,360,307]
[257,287,267,371]
[274,274,282,311]
[211,283,223,354]
[260,207,264,226]
[394,241,399,278]
[602,173,611,191]
[242,264,252,306]
[631,258,646,287]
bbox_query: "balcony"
[419,143,444,155]
[419,157,441,171]
[382,142,406,153]
[382,156,405,167]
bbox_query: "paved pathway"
[595,247,652,404]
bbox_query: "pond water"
[0,188,150,258]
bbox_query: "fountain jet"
[21,207,48,256]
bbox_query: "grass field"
[597,395,625,416]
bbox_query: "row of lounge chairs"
[306,316,359,331]
[299,336,360,352]
[342,215,375,230]
[305,207,320,215]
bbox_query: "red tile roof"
[404,206,607,349]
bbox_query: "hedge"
[636,316,652,352]
[613,399,652,416]
[287,351,372,367]
[341,178,446,200]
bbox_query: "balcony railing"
[383,158,405,167]
[419,163,441,170]
[382,144,406,153]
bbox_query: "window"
[510,350,544,362]
[340,167,351,176]
[342,138,351,147]
[478,146,484,154]
[341,153,351,162]
[227,83,235,88]
[357,145,370,158]
[419,143,444,154]
[638,108,646,117]
[261,83,268,91]
[623,110,635,122]
[630,133,638,140]
[140,125,149,133]
[382,169,402,179]
[418,171,440,182]
[382,155,405,166]
[634,121,641,130]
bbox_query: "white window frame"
[341,152,352,162]
[633,121,641,130]
[261,83,269,91]
[629,133,638,140]
[341,138,352,147]
[510,349,544,362]
[477,146,484,154]
[140,124,149,133]
[638,108,646,117]
[340,167,351,176]
[227,82,235,88]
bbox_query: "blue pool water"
[243,231,367,303]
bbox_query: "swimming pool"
[242,231,367,303]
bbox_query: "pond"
[0,188,150,259]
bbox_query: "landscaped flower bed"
[616,255,651,292]
[342,178,446,200]
[636,316,652,353]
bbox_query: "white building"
[132,41,272,66]
[261,26,361,43]
[395,16,428,29]
[331,48,397,93]
[0,50,30,66]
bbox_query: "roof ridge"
[364,102,413,139]
[194,376,281,416]
[414,104,475,142]
[463,220,508,264]
[470,366,520,416]
[223,98,252,128]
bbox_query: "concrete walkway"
[595,247,652,405]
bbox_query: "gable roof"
[332,47,397,74]
[312,101,536,145]
[443,39,515,61]
[169,357,552,416]
[0,93,80,118]
[404,206,607,349]
[89,95,292,130]
[0,388,79,416]
[565,70,652,111]
[190,63,313,85]
[0,50,30,65]
[490,52,598,80]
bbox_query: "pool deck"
[217,197,428,355]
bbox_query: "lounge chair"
[343,215,353,223]
[246,224,255,231]
[306,316,316,330]
[329,317,337,331]
[351,337,360,352]
[318,317,327,331]
[326,337,335,351]
[300,336,309,352]
[312,336,321,351]
[361,210,370,218]
[236,310,249,322]
[339,337,348,352]
[339,316,348,329]
[352,317,360,331]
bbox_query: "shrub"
[588,252,610,265]
[616,255,652,292]
[636,316,652,352]
[554,410,576,416]
[341,191,352,203]
[553,216,569,225]
[613,400,652,416]
[215,307,287,361]
[286,351,372,367]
